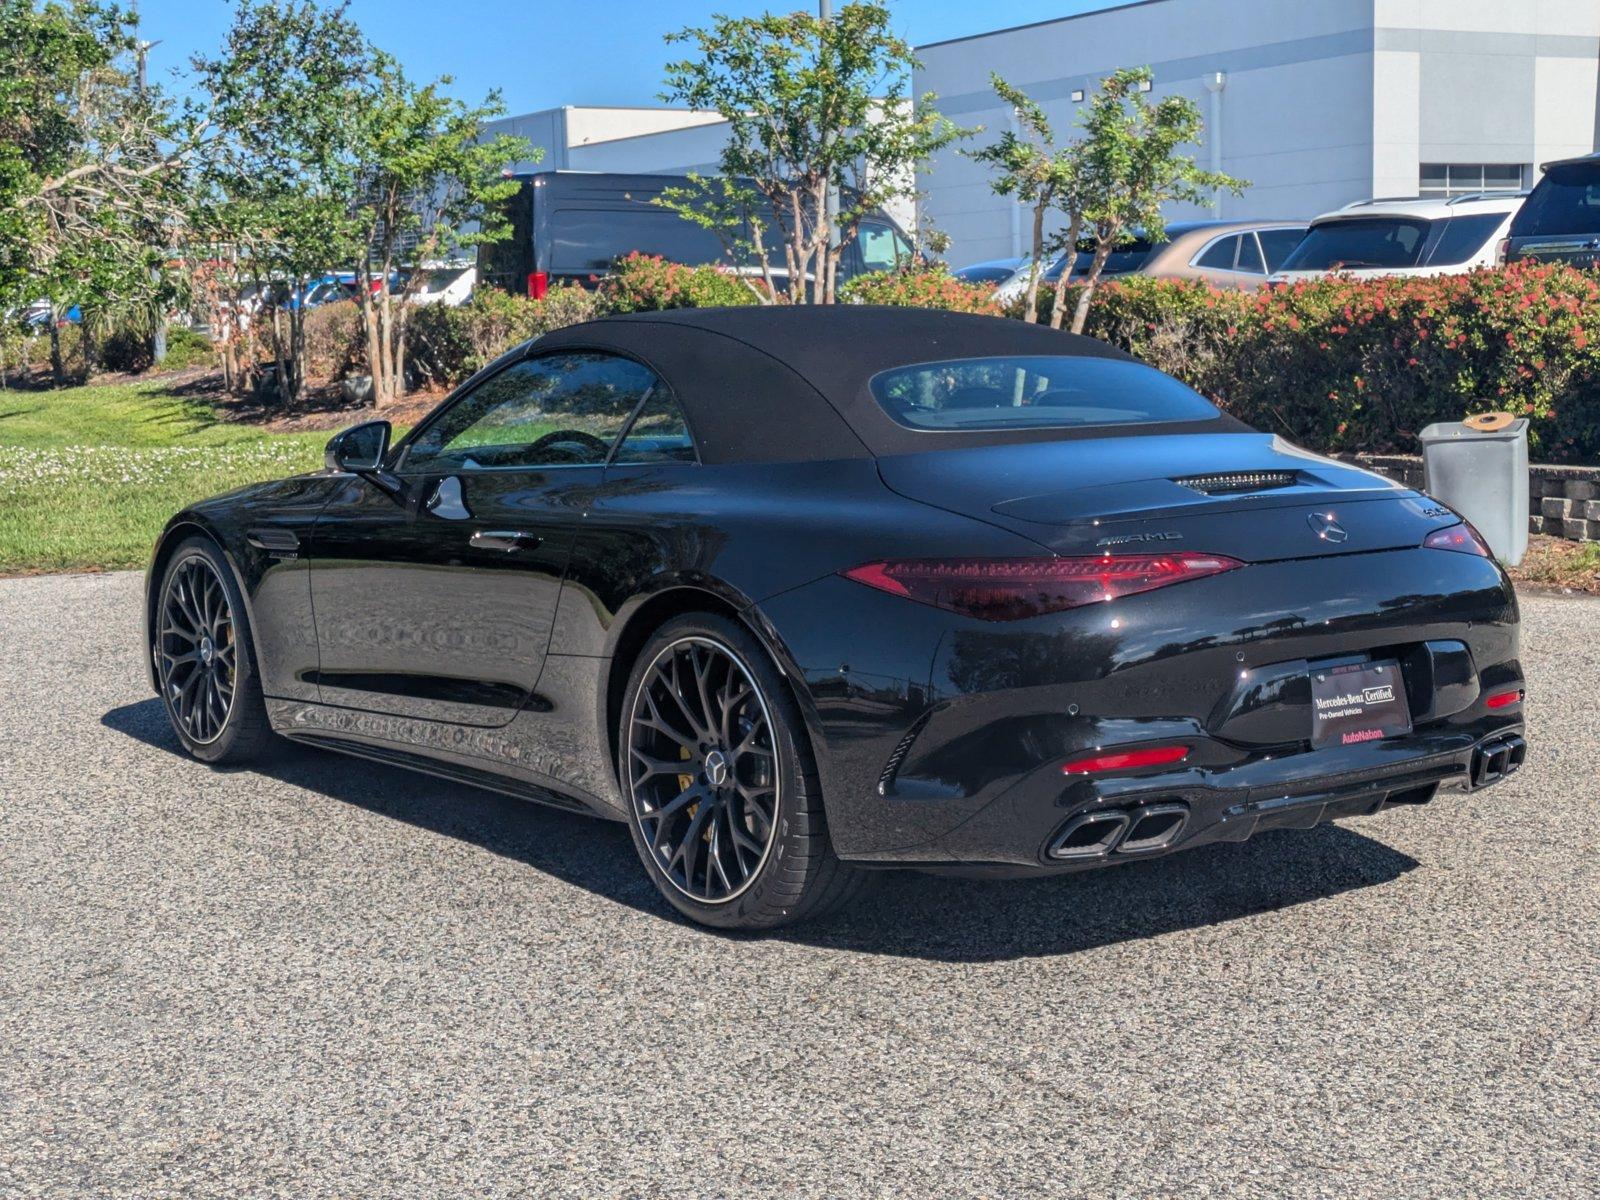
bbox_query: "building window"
[1420,163,1527,198]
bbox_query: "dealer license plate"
[1310,660,1412,749]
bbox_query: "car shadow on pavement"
[104,698,1420,964]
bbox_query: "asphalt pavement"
[1,571,1596,1198]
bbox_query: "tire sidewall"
[154,537,260,764]
[618,613,810,930]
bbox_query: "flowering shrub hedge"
[840,264,1002,315]
[407,284,602,384]
[407,255,752,384]
[1083,263,1600,462]
[303,300,366,383]
[597,252,760,312]
[363,255,1600,464]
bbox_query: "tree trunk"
[49,320,65,388]
[290,305,306,403]
[391,307,409,401]
[380,277,399,403]
[1070,234,1117,336]
[1023,200,1048,324]
[271,303,291,407]
[358,281,382,404]
[1048,215,1086,331]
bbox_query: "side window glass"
[614,388,697,464]
[1195,235,1239,270]
[1258,228,1305,272]
[1236,233,1265,274]
[403,352,658,472]
[858,221,908,272]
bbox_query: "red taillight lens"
[1423,522,1492,557]
[840,553,1244,621]
[1485,688,1524,710]
[1061,744,1190,775]
[527,270,549,299]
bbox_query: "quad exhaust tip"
[1048,802,1190,861]
[1471,734,1526,789]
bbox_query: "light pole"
[133,5,168,363]
[821,0,840,299]
[1204,72,1227,218]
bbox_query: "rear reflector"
[1423,522,1492,557]
[1061,744,1190,775]
[1485,688,1524,710]
[840,553,1243,621]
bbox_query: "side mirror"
[325,420,391,474]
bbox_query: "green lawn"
[0,381,332,572]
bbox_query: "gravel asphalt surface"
[2,571,1597,1199]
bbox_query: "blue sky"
[134,0,1124,113]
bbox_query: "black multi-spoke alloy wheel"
[620,614,863,930]
[154,536,272,764]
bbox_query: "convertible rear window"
[869,356,1221,432]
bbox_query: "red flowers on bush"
[1081,262,1600,462]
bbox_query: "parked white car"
[410,261,477,307]
[1268,194,1524,284]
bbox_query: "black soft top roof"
[533,306,1237,462]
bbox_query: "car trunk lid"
[876,433,1453,563]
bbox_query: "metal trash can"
[1418,413,1529,567]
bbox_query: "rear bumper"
[758,544,1522,867]
[892,720,1525,877]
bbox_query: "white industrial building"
[481,105,731,175]
[916,0,1600,264]
[483,0,1600,265]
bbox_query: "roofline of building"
[564,118,732,152]
[917,0,1177,51]
[486,104,718,121]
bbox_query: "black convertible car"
[146,307,1527,929]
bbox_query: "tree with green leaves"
[1,0,194,384]
[653,173,783,304]
[660,2,963,304]
[1051,67,1246,334]
[193,0,371,405]
[347,54,531,406]
[967,73,1081,324]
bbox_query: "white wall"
[480,106,724,173]
[1375,0,1600,186]
[564,107,724,149]
[565,120,732,175]
[916,0,1600,266]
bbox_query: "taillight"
[1495,237,1510,267]
[1423,522,1492,557]
[839,553,1244,621]
[1061,744,1190,775]
[1485,688,1524,710]
[527,270,549,299]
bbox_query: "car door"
[1190,233,1248,287]
[307,349,661,727]
[849,218,918,280]
[1257,227,1307,275]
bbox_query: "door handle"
[469,530,541,553]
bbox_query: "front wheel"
[619,613,863,930]
[152,536,273,765]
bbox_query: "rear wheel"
[152,536,272,765]
[619,613,863,930]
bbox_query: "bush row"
[1079,264,1600,462]
[396,258,1600,461]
